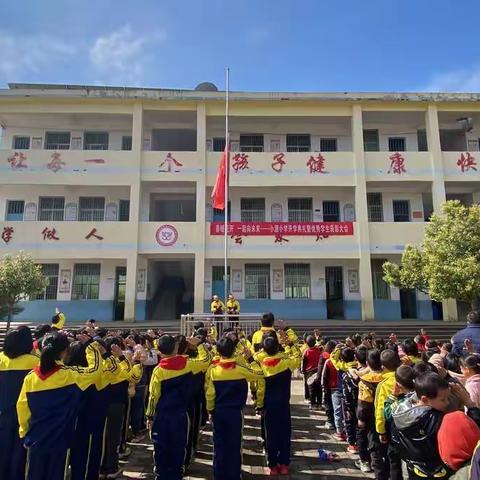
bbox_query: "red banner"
[210,222,354,236]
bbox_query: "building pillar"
[352,104,375,321]
[426,104,458,321]
[194,102,207,312]
[124,103,143,321]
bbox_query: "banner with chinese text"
[210,222,354,236]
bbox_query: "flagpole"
[224,68,230,325]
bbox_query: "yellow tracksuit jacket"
[374,370,396,435]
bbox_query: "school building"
[0,83,479,322]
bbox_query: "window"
[363,129,379,152]
[367,193,383,222]
[213,137,226,152]
[119,200,130,221]
[322,201,340,222]
[285,263,311,299]
[286,134,310,152]
[84,132,109,150]
[245,264,270,299]
[288,198,312,222]
[79,197,105,221]
[371,259,390,300]
[388,137,406,152]
[393,200,410,222]
[38,197,65,221]
[45,132,71,150]
[122,136,132,151]
[72,263,100,300]
[240,134,264,152]
[240,198,265,222]
[13,136,30,149]
[320,138,337,152]
[36,264,59,300]
[417,130,428,152]
[6,200,24,221]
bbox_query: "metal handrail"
[181,313,264,336]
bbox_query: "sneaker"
[347,444,359,454]
[279,464,289,475]
[106,470,123,479]
[118,447,131,459]
[355,460,372,473]
[266,466,280,475]
[324,421,334,430]
[333,432,347,441]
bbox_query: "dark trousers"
[0,407,26,480]
[130,386,146,435]
[120,398,131,452]
[357,418,389,480]
[152,410,189,480]
[388,443,404,480]
[213,408,243,480]
[323,388,335,426]
[86,415,108,480]
[26,446,69,480]
[264,406,291,468]
[344,406,357,446]
[101,402,126,474]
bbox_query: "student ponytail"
[40,333,70,375]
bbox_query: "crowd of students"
[2,310,480,480]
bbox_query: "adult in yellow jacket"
[17,332,102,480]
[205,336,265,480]
[255,333,301,475]
[147,335,211,480]
[0,326,39,480]
[251,313,298,353]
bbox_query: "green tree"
[0,252,48,330]
[383,200,480,310]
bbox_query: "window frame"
[38,196,65,221]
[367,193,384,222]
[83,131,109,150]
[371,259,390,300]
[245,263,270,299]
[71,263,101,300]
[393,199,411,222]
[13,136,30,149]
[388,137,406,152]
[36,263,59,300]
[286,134,311,152]
[363,129,379,152]
[240,198,266,222]
[288,197,313,222]
[284,263,311,299]
[78,197,105,222]
[239,134,264,152]
[322,201,340,222]
[5,200,25,221]
[44,131,71,150]
[320,138,338,152]
[121,135,132,151]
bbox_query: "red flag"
[211,147,229,210]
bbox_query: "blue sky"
[1,0,480,92]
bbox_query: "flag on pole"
[211,146,229,210]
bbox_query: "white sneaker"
[355,460,372,473]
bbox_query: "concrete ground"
[121,379,374,479]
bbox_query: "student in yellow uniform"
[0,326,39,480]
[206,336,265,480]
[256,331,300,476]
[17,331,102,480]
[251,313,298,353]
[51,310,66,330]
[226,293,241,328]
[146,335,211,480]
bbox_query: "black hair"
[3,326,33,359]
[40,332,70,375]
[414,372,449,399]
[33,324,51,340]
[195,328,208,340]
[306,335,316,348]
[426,340,438,350]
[386,342,399,354]
[175,335,188,355]
[355,345,368,365]
[413,361,437,378]
[352,334,362,346]
[367,349,382,371]
[467,310,480,325]
[64,341,88,367]
[395,365,415,390]
[51,314,61,325]
[341,347,355,363]
[263,335,280,356]
[103,336,123,355]
[362,334,373,342]
[95,327,108,338]
[216,337,236,358]
[444,353,461,374]
[373,338,386,351]
[261,312,275,328]
[460,354,480,375]
[324,340,337,354]
[157,335,176,355]
[442,342,453,353]
[381,349,401,371]
[402,339,419,357]
[422,350,437,362]
[193,321,205,331]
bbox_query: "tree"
[383,200,480,310]
[0,252,48,330]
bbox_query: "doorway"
[212,266,230,301]
[400,289,417,319]
[325,266,344,319]
[113,266,126,321]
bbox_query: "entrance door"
[400,289,417,319]
[113,266,126,321]
[212,266,230,301]
[325,267,344,319]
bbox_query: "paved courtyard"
[121,379,374,479]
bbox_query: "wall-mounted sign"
[155,224,178,247]
[137,269,146,292]
[105,203,118,221]
[343,204,355,222]
[59,269,71,293]
[205,203,213,222]
[271,203,283,222]
[24,202,37,221]
[71,137,82,150]
[273,269,283,292]
[231,269,243,292]
[65,203,78,221]
[31,137,43,149]
[348,269,359,293]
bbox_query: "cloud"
[89,25,166,86]
[0,31,76,79]
[422,66,480,92]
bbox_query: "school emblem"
[155,224,178,247]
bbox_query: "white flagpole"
[224,68,230,325]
